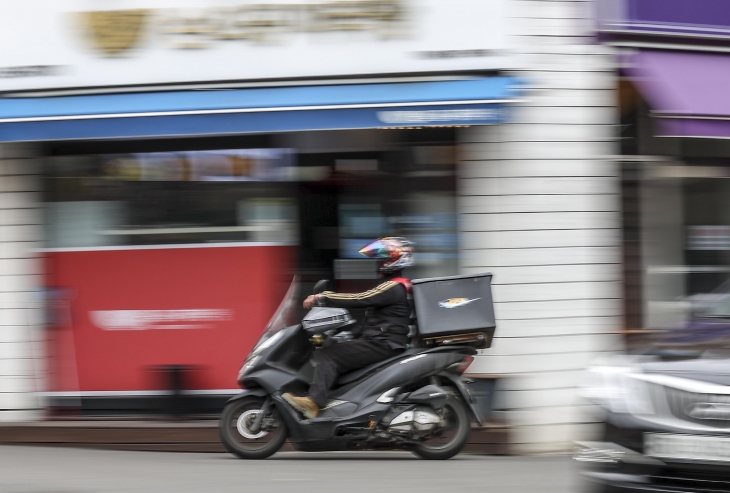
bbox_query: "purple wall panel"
[631,0,730,28]
[600,0,730,37]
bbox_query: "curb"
[0,420,510,454]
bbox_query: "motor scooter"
[219,278,489,460]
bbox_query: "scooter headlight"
[238,356,260,380]
[251,331,285,357]
[238,331,285,383]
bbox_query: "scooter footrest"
[305,417,334,423]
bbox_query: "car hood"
[640,358,730,387]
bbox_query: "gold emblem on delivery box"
[82,9,149,56]
[438,298,480,309]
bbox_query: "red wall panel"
[45,244,295,392]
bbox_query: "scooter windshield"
[251,277,299,353]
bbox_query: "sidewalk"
[0,419,510,454]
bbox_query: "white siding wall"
[0,144,45,422]
[458,0,625,453]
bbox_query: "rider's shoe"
[282,393,320,419]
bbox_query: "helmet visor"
[358,239,391,259]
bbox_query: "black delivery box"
[411,272,496,349]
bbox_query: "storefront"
[598,0,730,330]
[38,128,485,408]
[1,0,521,411]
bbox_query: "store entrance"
[288,128,460,297]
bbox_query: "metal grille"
[658,384,730,429]
[652,468,730,492]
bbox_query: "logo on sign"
[82,10,150,56]
[377,109,497,125]
[438,298,480,309]
[90,309,233,330]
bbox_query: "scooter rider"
[282,237,414,419]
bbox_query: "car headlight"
[582,365,655,416]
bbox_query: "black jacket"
[319,276,411,350]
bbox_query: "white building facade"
[0,0,624,452]
[0,144,45,422]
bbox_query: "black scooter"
[219,279,486,460]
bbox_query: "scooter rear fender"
[438,372,484,427]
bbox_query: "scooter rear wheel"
[411,396,471,460]
[219,397,288,459]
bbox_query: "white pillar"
[457,0,625,453]
[0,144,45,422]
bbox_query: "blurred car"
[663,294,730,350]
[576,353,730,492]
[683,278,730,320]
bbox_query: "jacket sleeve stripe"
[321,281,397,300]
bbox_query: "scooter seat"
[335,348,421,386]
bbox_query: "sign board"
[45,244,295,392]
[0,0,512,92]
[687,226,730,251]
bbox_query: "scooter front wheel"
[219,397,288,459]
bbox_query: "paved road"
[0,446,579,493]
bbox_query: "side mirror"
[313,279,331,294]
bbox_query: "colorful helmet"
[359,237,415,274]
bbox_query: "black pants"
[309,339,401,407]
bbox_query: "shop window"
[44,130,460,282]
[44,149,298,248]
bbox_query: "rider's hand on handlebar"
[303,295,319,309]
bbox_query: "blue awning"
[0,77,522,142]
